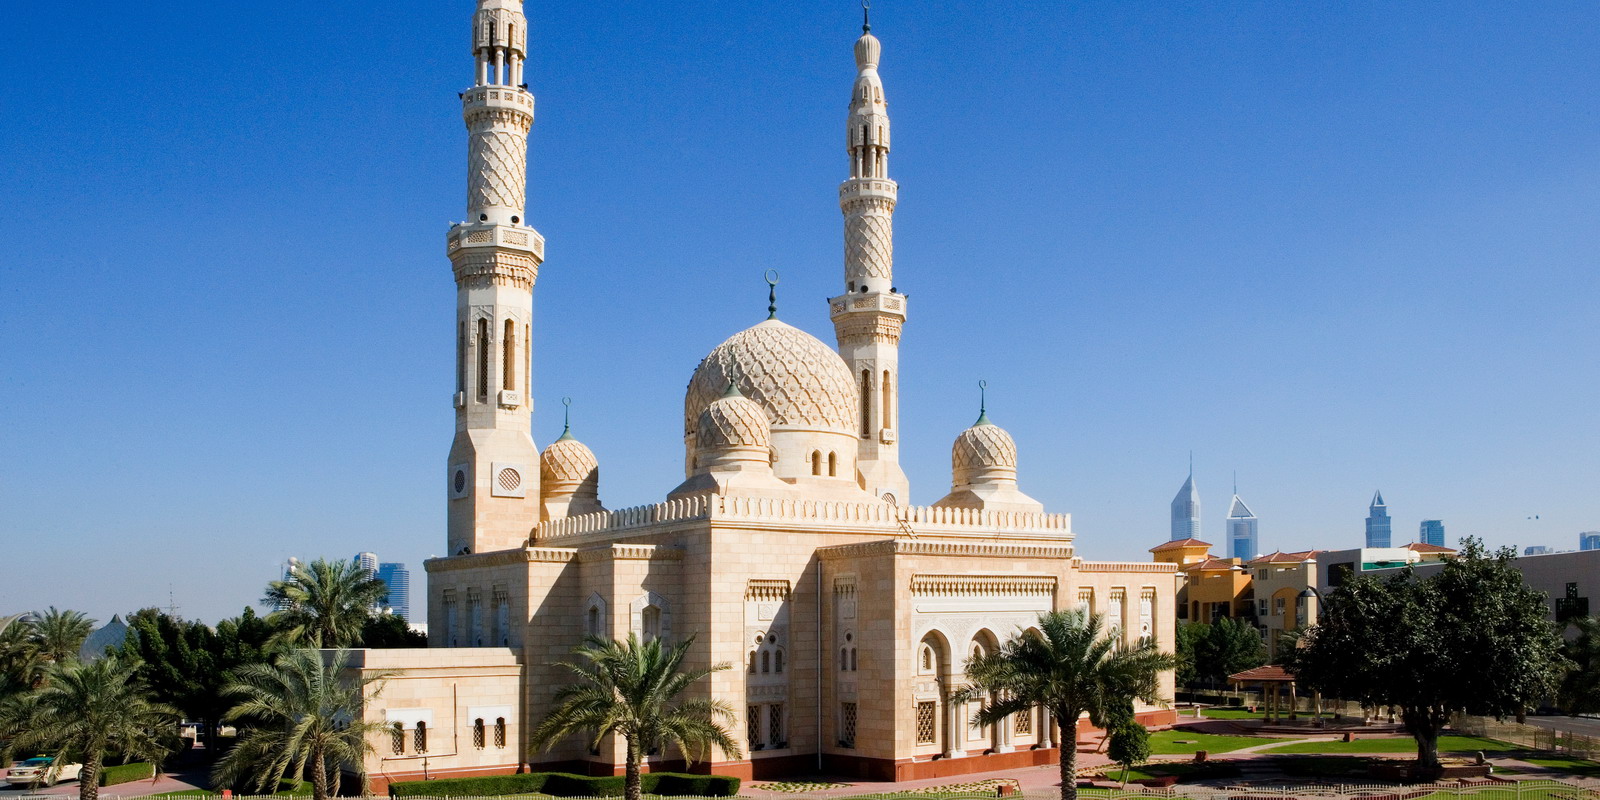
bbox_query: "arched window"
[494,717,506,748]
[811,451,822,476]
[414,721,428,753]
[456,322,466,394]
[749,651,758,673]
[920,645,933,673]
[850,648,857,671]
[587,606,599,636]
[390,722,404,755]
[774,649,785,673]
[473,718,486,749]
[641,605,662,642]
[476,319,489,401]
[882,370,892,430]
[502,319,516,392]
[860,370,872,437]
[839,648,849,671]
[524,323,531,396]
[507,23,516,49]
[761,651,771,673]
[827,452,837,477]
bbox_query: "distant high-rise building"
[1581,532,1600,552]
[377,562,412,620]
[1226,494,1258,561]
[1419,519,1445,548]
[1171,466,1201,541]
[272,557,303,612]
[1365,491,1391,548]
[1525,545,1554,556]
[355,551,379,577]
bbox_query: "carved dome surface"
[697,388,772,451]
[855,31,881,70]
[952,419,1018,473]
[540,433,598,484]
[685,319,857,436]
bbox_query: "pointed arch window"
[456,322,466,394]
[828,451,838,477]
[860,370,872,437]
[502,320,516,392]
[414,721,428,753]
[811,451,822,476]
[881,370,892,430]
[472,718,486,749]
[390,723,404,755]
[494,717,507,748]
[476,319,489,402]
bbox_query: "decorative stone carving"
[540,438,598,484]
[683,319,857,435]
[952,424,1018,473]
[911,574,1056,598]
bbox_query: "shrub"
[100,762,156,787]
[388,771,739,798]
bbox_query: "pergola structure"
[1228,664,1307,721]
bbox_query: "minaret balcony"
[828,291,906,319]
[461,86,534,114]
[839,178,898,204]
[447,222,545,261]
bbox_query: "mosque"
[350,0,1177,787]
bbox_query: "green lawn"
[1102,761,1244,782]
[1188,708,1265,720]
[1522,756,1600,777]
[1148,729,1275,755]
[1262,735,1516,755]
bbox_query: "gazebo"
[1227,664,1303,721]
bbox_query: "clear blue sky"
[3,2,1598,625]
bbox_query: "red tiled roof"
[1228,664,1296,683]
[1404,542,1455,554]
[1186,557,1240,571]
[1247,550,1319,565]
[1151,538,1213,552]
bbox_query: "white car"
[5,757,83,787]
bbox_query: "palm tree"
[531,635,742,800]
[263,558,387,647]
[212,649,394,800]
[0,617,47,690]
[0,654,175,800]
[31,608,95,665]
[961,609,1177,800]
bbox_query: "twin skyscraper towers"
[1169,466,1258,560]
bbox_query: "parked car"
[5,757,83,787]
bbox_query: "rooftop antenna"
[167,585,180,619]
[862,0,871,33]
[1233,470,1237,495]
[557,396,574,441]
[764,269,780,319]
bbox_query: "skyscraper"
[355,551,378,577]
[1170,466,1201,541]
[1365,491,1391,548]
[1226,494,1258,561]
[377,562,412,620]
[1419,519,1445,548]
[1581,532,1600,552]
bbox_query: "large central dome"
[685,319,857,435]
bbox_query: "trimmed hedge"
[100,762,156,787]
[389,771,739,798]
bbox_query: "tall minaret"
[829,6,909,505]
[445,0,544,556]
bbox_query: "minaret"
[829,6,909,505]
[445,0,544,556]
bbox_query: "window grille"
[473,719,485,749]
[494,717,506,748]
[840,702,858,749]
[915,701,937,744]
[1014,709,1032,735]
[768,703,784,747]
[390,723,404,755]
[747,706,762,747]
[414,721,428,753]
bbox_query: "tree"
[530,635,741,800]
[1105,713,1151,787]
[1290,539,1567,778]
[212,649,393,800]
[961,609,1177,800]
[0,654,175,800]
[1174,621,1207,689]
[31,608,95,665]
[0,616,46,691]
[360,613,426,648]
[1557,615,1600,715]
[263,558,387,648]
[1194,616,1265,689]
[119,607,280,750]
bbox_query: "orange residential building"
[1151,538,1254,623]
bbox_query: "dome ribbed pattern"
[685,319,857,435]
[855,32,881,70]
[952,422,1018,473]
[697,393,772,451]
[540,437,598,484]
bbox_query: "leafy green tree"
[0,654,175,800]
[1195,616,1265,688]
[1105,715,1151,787]
[263,558,387,648]
[212,649,393,800]
[961,609,1177,800]
[1174,621,1207,688]
[1291,538,1567,777]
[1557,615,1600,714]
[531,635,741,800]
[360,613,426,648]
[31,608,95,665]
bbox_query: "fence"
[239,786,1599,800]
[1454,714,1600,760]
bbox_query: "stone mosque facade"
[350,0,1177,787]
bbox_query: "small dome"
[855,31,881,70]
[952,415,1018,475]
[685,319,857,436]
[540,431,598,485]
[697,384,772,451]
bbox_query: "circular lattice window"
[453,469,467,494]
[496,467,522,492]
